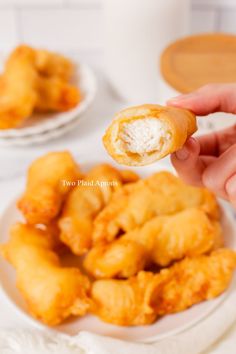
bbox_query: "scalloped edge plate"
[0,160,235,343]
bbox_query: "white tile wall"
[0,0,234,53]
[19,8,103,51]
[192,0,236,8]
[0,0,64,6]
[0,10,18,51]
[191,8,218,33]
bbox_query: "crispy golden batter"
[59,164,139,255]
[91,249,236,326]
[35,76,81,113]
[84,238,147,279]
[124,208,223,266]
[148,249,236,316]
[0,223,91,326]
[37,220,68,254]
[35,49,74,80]
[119,169,140,184]
[93,171,220,244]
[18,151,80,225]
[0,45,80,129]
[85,208,223,279]
[91,271,156,326]
[0,46,38,129]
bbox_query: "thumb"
[171,138,215,187]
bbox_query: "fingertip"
[175,147,189,161]
[167,93,195,107]
[225,174,236,200]
[174,137,200,161]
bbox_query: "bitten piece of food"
[91,249,236,326]
[93,171,219,245]
[103,104,197,166]
[0,223,91,325]
[18,151,80,225]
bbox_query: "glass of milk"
[103,0,190,103]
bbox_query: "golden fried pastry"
[93,171,219,244]
[35,76,81,112]
[148,248,236,316]
[125,208,223,266]
[0,46,38,129]
[119,169,140,183]
[35,49,74,80]
[91,271,156,326]
[0,45,81,129]
[0,223,91,326]
[85,208,222,278]
[84,238,147,279]
[91,249,236,326]
[38,221,67,254]
[59,164,138,255]
[103,104,197,166]
[18,151,80,225]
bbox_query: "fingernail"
[225,174,236,196]
[175,147,190,160]
[167,93,194,103]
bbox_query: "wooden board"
[160,33,236,93]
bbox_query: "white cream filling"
[119,118,171,154]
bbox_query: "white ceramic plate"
[0,115,84,147]
[0,62,96,139]
[0,161,235,343]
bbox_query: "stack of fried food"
[0,45,81,129]
[1,151,236,327]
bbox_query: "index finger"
[167,83,236,116]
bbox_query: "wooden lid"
[160,33,236,93]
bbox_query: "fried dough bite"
[84,208,223,278]
[147,248,236,316]
[91,271,156,326]
[0,45,38,129]
[59,164,138,255]
[103,104,197,166]
[84,238,147,279]
[35,76,81,112]
[0,223,91,326]
[18,151,80,225]
[124,208,223,266]
[0,45,80,129]
[37,220,67,254]
[35,49,74,80]
[119,169,140,183]
[93,171,220,245]
[91,249,236,326]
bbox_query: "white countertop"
[0,60,235,354]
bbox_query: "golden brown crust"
[103,104,197,166]
[91,249,236,326]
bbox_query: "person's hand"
[167,83,236,207]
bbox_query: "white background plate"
[0,161,235,343]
